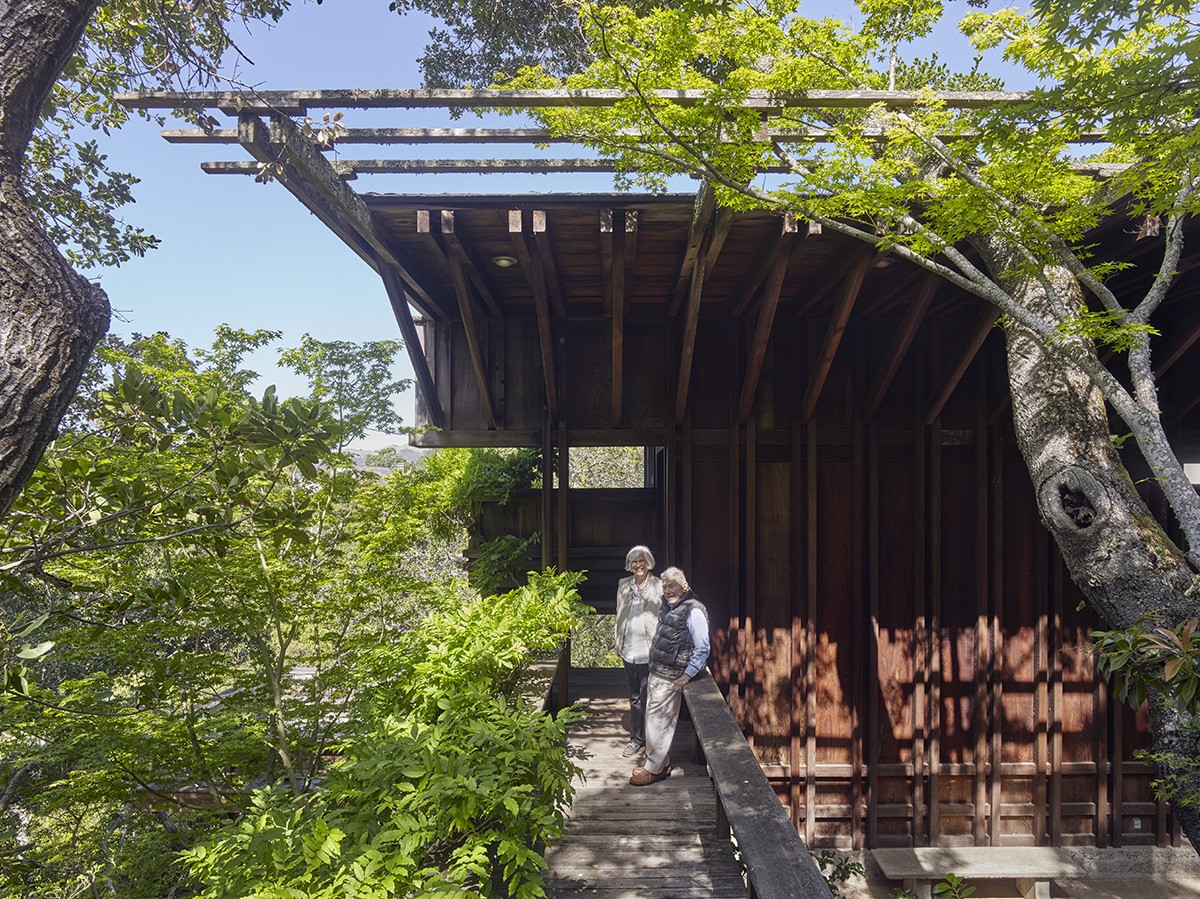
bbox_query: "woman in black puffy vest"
[630,566,709,786]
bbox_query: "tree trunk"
[0,0,110,520]
[974,234,1200,850]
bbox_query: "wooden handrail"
[685,675,834,899]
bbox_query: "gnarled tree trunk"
[975,234,1200,850]
[0,0,110,520]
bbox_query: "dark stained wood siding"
[405,197,1193,851]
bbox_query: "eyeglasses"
[662,580,683,591]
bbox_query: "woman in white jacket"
[613,545,663,758]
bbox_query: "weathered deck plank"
[545,668,745,899]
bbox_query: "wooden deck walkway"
[545,668,746,898]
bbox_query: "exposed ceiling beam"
[235,113,442,320]
[669,183,717,316]
[418,211,497,429]
[702,208,735,281]
[612,213,627,428]
[440,210,503,319]
[863,272,940,422]
[924,304,1002,425]
[377,267,445,430]
[738,251,791,423]
[676,230,713,425]
[800,249,873,424]
[532,210,567,317]
[860,266,926,316]
[731,215,813,318]
[792,252,862,319]
[509,210,559,421]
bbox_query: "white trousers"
[644,673,682,775]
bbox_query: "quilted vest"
[648,593,706,679]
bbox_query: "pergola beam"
[235,113,442,319]
[120,87,1035,113]
[165,125,1115,145]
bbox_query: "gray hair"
[625,545,656,570]
[660,566,688,589]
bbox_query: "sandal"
[629,765,672,786]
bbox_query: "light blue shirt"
[684,607,710,678]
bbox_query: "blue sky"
[89,1,1026,450]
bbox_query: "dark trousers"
[624,661,650,744]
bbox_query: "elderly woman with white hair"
[613,545,662,758]
[630,566,709,786]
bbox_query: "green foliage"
[34,1,294,268]
[812,849,865,897]
[570,613,621,668]
[568,445,646,488]
[279,335,411,450]
[0,329,448,897]
[1053,309,1160,353]
[933,872,976,898]
[185,570,588,899]
[469,533,541,597]
[1094,616,1200,713]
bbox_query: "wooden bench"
[873,846,1087,899]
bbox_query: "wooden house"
[122,88,1200,851]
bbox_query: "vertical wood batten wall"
[674,312,1176,851]
[421,303,1175,850]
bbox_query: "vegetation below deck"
[0,330,591,898]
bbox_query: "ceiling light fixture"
[491,255,518,268]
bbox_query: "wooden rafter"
[235,113,442,320]
[377,266,445,429]
[731,215,811,318]
[532,210,566,317]
[860,266,925,316]
[417,211,497,429]
[792,251,862,319]
[440,211,503,319]
[924,304,1002,425]
[863,272,940,423]
[509,210,559,420]
[738,251,791,423]
[800,249,873,424]
[702,208,735,281]
[669,183,718,316]
[676,230,713,425]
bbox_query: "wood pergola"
[118,88,1200,850]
